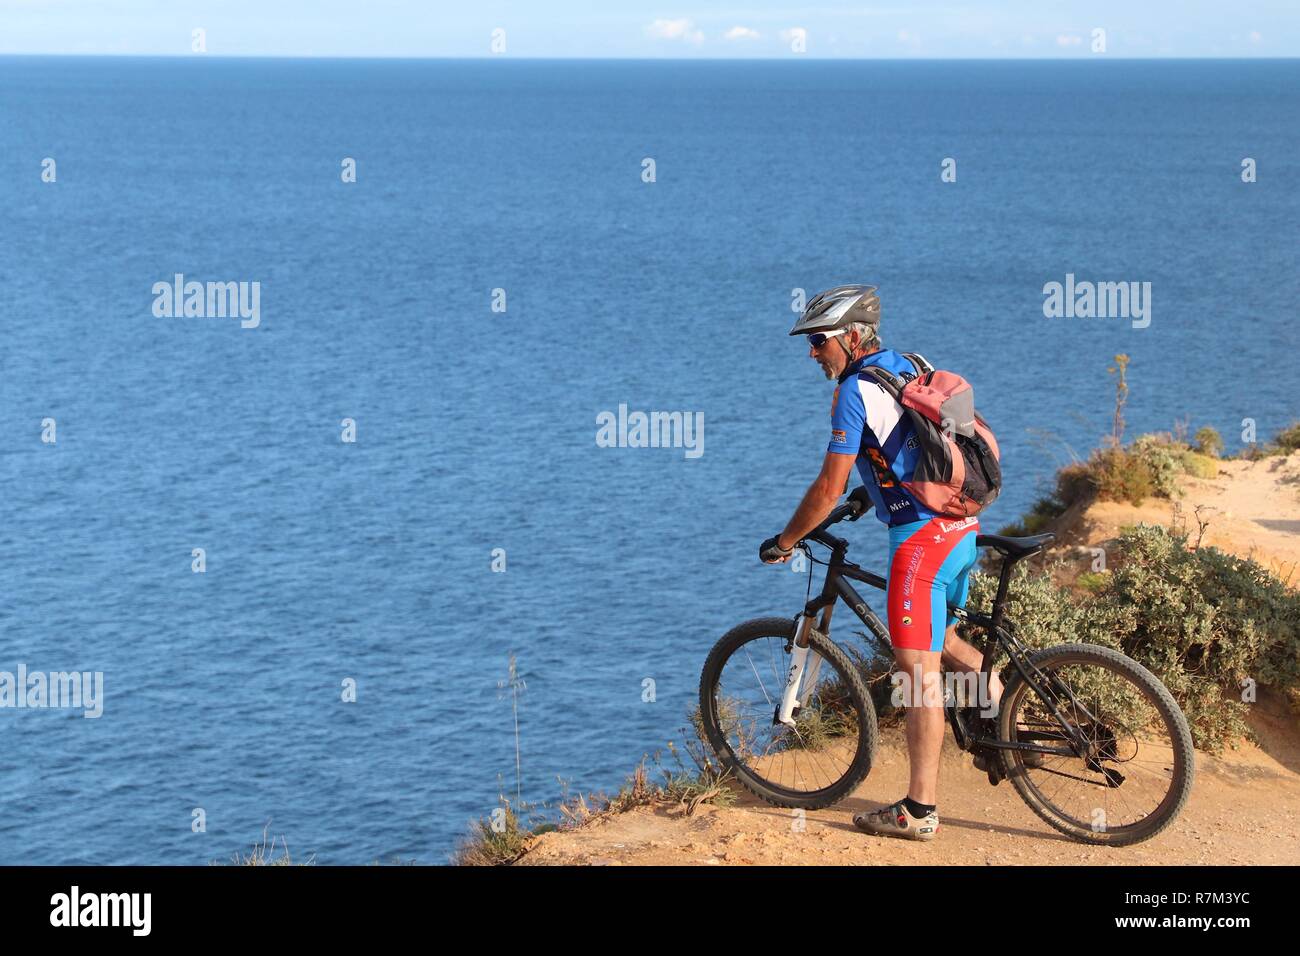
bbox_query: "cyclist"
[759,284,1003,842]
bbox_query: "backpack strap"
[902,352,933,376]
[859,365,904,398]
[853,369,906,490]
[860,353,931,393]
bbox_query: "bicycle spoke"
[1008,655,1183,834]
[707,630,872,800]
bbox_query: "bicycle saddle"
[975,532,1055,559]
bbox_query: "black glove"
[846,485,874,520]
[760,535,795,563]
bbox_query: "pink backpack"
[860,353,1002,518]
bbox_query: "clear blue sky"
[1,0,1296,58]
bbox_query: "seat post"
[991,554,1015,629]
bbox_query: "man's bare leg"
[940,623,1002,713]
[892,647,944,805]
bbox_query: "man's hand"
[759,535,795,564]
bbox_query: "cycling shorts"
[885,516,980,652]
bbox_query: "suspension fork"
[799,602,834,706]
[778,602,836,725]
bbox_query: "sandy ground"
[518,692,1300,866]
[517,452,1300,867]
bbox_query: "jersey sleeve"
[827,379,866,455]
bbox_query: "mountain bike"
[697,488,1195,846]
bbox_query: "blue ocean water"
[0,57,1296,864]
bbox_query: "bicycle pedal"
[972,750,1003,785]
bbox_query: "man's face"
[809,329,858,380]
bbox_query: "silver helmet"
[788,284,880,336]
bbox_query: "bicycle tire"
[998,642,1195,846]
[698,616,878,810]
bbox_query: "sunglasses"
[807,328,848,348]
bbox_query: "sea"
[1,56,1296,863]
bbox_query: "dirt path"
[519,698,1300,866]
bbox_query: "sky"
[0,0,1296,58]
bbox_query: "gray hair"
[847,321,881,353]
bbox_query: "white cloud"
[1056,34,1083,47]
[723,26,760,41]
[646,19,704,45]
[1249,31,1263,44]
[780,27,807,44]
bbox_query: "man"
[759,284,1002,842]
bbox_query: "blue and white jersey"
[827,349,939,527]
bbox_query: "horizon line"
[2,52,1298,62]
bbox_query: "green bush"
[1183,451,1220,479]
[1091,445,1158,504]
[967,524,1300,752]
[1131,434,1188,498]
[1276,422,1300,454]
[1194,426,1223,458]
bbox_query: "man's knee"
[891,649,944,709]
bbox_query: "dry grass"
[219,823,314,866]
[455,722,738,865]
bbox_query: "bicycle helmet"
[788,284,880,337]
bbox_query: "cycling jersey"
[826,349,939,527]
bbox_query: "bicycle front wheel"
[998,643,1195,846]
[698,617,878,810]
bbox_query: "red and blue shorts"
[885,516,980,652]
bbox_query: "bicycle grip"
[847,486,873,519]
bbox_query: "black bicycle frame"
[797,526,1094,759]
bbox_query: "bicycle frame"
[790,524,1097,762]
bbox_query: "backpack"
[858,353,1002,518]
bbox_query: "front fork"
[777,602,834,727]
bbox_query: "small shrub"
[1194,426,1223,458]
[654,741,737,813]
[453,798,532,866]
[1275,422,1300,454]
[1130,435,1185,498]
[1183,451,1220,479]
[1091,446,1156,505]
[1076,571,1110,592]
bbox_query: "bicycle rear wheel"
[997,643,1195,846]
[698,617,878,809]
